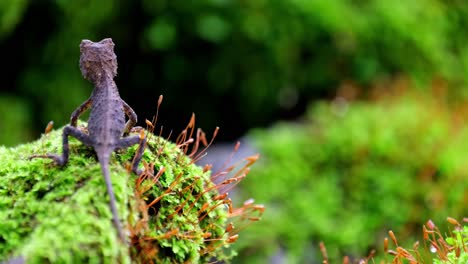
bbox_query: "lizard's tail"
[97,152,126,242]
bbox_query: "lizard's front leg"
[116,135,146,175]
[70,98,92,127]
[122,100,137,136]
[30,125,93,166]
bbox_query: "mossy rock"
[0,124,234,263]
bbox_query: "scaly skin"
[31,38,146,243]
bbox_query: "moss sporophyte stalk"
[319,217,468,263]
[0,113,263,263]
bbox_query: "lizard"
[31,38,146,242]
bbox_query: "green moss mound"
[236,94,468,262]
[0,124,233,263]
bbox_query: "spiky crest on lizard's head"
[79,38,118,83]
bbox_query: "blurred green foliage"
[236,93,468,263]
[0,0,27,39]
[2,1,468,145]
[0,95,31,146]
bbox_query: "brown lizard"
[31,38,146,242]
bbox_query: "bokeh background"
[1,1,467,263]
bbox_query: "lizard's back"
[79,38,126,151]
[88,77,126,150]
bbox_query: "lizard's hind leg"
[30,125,93,166]
[117,135,147,175]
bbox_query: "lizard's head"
[79,38,118,82]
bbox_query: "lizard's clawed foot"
[133,168,143,176]
[124,126,145,137]
[134,160,155,177]
[29,154,66,166]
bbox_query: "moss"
[0,123,235,263]
[236,94,467,262]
